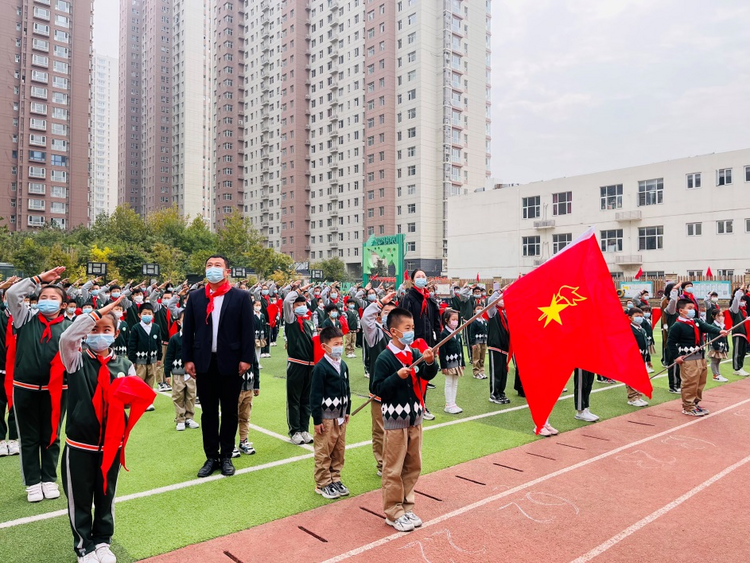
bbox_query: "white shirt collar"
[324,353,341,372]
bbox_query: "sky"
[93,0,750,184]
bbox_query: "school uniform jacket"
[164,331,184,379]
[401,287,441,347]
[283,290,315,364]
[438,328,465,369]
[468,317,488,346]
[345,309,360,332]
[667,317,720,361]
[113,320,129,357]
[630,323,649,360]
[128,322,163,365]
[310,357,351,425]
[730,290,748,338]
[710,323,730,353]
[253,312,267,341]
[321,317,342,331]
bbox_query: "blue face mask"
[644,312,651,318]
[110,292,121,299]
[330,311,339,318]
[381,313,388,326]
[686,309,696,319]
[633,316,644,325]
[91,289,100,296]
[368,294,377,302]
[30,303,38,310]
[37,300,60,315]
[141,314,153,324]
[626,303,633,309]
[295,306,308,316]
[67,307,76,315]
[261,289,269,295]
[328,345,344,360]
[414,278,427,289]
[86,334,115,353]
[398,330,415,345]
[82,307,93,314]
[205,267,225,284]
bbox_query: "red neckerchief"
[205,281,231,324]
[167,308,178,337]
[92,296,98,308]
[677,316,700,346]
[296,310,312,333]
[47,352,66,447]
[38,313,65,342]
[91,351,113,447]
[681,293,699,311]
[497,306,514,365]
[4,317,15,409]
[414,287,429,315]
[394,347,426,408]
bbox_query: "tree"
[216,213,263,267]
[147,206,188,249]
[370,258,388,278]
[150,242,186,281]
[312,257,349,282]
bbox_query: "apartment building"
[447,149,750,279]
[243,0,492,276]
[89,52,118,222]
[0,0,93,231]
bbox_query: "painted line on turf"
[570,452,750,562]
[319,396,750,563]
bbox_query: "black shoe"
[498,395,511,405]
[221,457,235,477]
[426,383,436,390]
[197,458,220,478]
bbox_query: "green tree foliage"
[311,257,349,283]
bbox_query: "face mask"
[381,313,388,326]
[86,334,115,353]
[644,312,651,318]
[314,292,321,297]
[330,293,338,299]
[448,320,458,330]
[633,316,644,325]
[261,289,269,295]
[30,304,39,310]
[642,296,649,301]
[684,287,694,294]
[254,308,261,314]
[368,294,377,302]
[166,287,174,293]
[711,297,718,303]
[626,303,633,309]
[295,306,308,316]
[330,311,339,318]
[37,300,60,315]
[82,307,93,314]
[328,345,344,360]
[398,330,415,345]
[91,289,100,296]
[114,311,123,319]
[414,278,427,289]
[134,296,144,304]
[110,292,121,299]
[349,305,356,310]
[141,314,153,324]
[686,309,696,319]
[67,307,76,315]
[473,294,481,299]
[205,267,225,283]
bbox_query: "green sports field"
[0,331,741,562]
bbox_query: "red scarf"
[205,281,231,324]
[415,288,429,316]
[296,309,312,333]
[38,313,65,342]
[677,316,700,346]
[92,296,98,308]
[47,352,66,447]
[92,353,113,446]
[4,317,15,409]
[498,307,514,365]
[395,348,426,408]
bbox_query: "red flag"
[404,270,409,282]
[476,273,480,283]
[503,229,652,433]
[705,267,713,279]
[650,308,661,330]
[634,267,643,280]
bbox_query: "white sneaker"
[185,419,200,429]
[404,511,423,527]
[544,422,559,435]
[42,481,60,499]
[95,543,117,563]
[291,432,305,445]
[575,409,599,422]
[536,425,552,437]
[422,410,435,421]
[78,552,100,563]
[26,483,43,503]
[7,440,19,455]
[713,375,728,382]
[0,440,8,457]
[176,422,186,431]
[443,404,462,414]
[301,431,314,444]
[733,369,749,377]
[385,514,415,532]
[628,399,649,408]
[258,364,263,369]
[146,404,155,412]
[646,365,655,374]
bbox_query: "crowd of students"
[0,267,748,560]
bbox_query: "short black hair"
[640,304,651,312]
[677,299,694,311]
[109,285,121,291]
[325,303,339,315]
[39,284,66,302]
[320,326,344,345]
[140,303,155,313]
[710,291,719,297]
[442,307,458,325]
[294,294,307,305]
[82,300,95,308]
[206,255,230,269]
[710,309,722,320]
[627,307,644,317]
[386,306,413,329]
[132,287,144,295]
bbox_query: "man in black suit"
[182,255,255,477]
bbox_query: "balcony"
[615,210,642,222]
[615,255,643,265]
[533,219,555,229]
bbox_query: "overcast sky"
[94,0,750,184]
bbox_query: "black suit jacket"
[181,286,255,376]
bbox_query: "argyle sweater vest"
[113,321,129,357]
[439,328,465,369]
[128,323,162,365]
[468,318,488,346]
[14,316,71,386]
[164,332,184,377]
[310,359,351,425]
[667,318,719,361]
[254,313,267,340]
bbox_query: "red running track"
[145,380,750,563]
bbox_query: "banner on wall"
[691,280,732,299]
[619,281,653,298]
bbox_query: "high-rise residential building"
[243,0,492,276]
[0,0,94,231]
[118,0,143,213]
[89,52,118,222]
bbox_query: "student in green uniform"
[661,283,681,393]
[467,302,488,379]
[439,308,465,414]
[321,303,342,330]
[344,301,360,358]
[729,285,749,376]
[165,311,199,432]
[640,304,655,373]
[311,326,351,500]
[626,308,650,407]
[59,297,154,563]
[111,302,129,358]
[0,277,20,458]
[283,282,315,445]
[252,300,267,368]
[7,267,72,503]
[127,303,162,411]
[708,308,729,382]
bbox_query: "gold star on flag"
[538,296,569,327]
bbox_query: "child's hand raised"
[40,266,66,283]
[99,296,125,315]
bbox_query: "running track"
[146,379,750,563]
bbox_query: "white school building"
[447,148,750,280]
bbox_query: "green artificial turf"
[0,330,742,562]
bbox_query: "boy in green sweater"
[311,326,351,500]
[372,307,438,533]
[127,303,162,411]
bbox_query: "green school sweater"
[310,357,351,425]
[15,315,71,386]
[127,322,163,365]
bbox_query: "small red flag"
[476,273,480,283]
[705,267,713,279]
[503,229,652,433]
[634,267,643,279]
[404,270,409,282]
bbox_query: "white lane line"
[570,452,750,563]
[319,396,750,563]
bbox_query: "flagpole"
[649,316,750,380]
[351,283,512,416]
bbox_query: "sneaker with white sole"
[185,419,200,429]
[535,425,552,437]
[315,483,340,499]
[385,514,415,532]
[78,552,100,563]
[376,469,382,477]
[146,404,155,412]
[291,432,305,445]
[95,543,117,563]
[332,481,349,496]
[733,369,749,377]
[0,440,8,457]
[176,422,186,431]
[239,439,255,455]
[627,399,649,407]
[404,511,423,527]
[42,482,60,499]
[668,388,680,394]
[301,431,314,444]
[26,483,43,503]
[682,406,705,417]
[544,423,559,435]
[575,408,599,422]
[444,404,463,414]
[231,447,241,459]
[422,409,435,421]
[713,375,728,382]
[7,440,19,455]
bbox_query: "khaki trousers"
[472,343,486,375]
[681,359,707,410]
[371,400,384,472]
[313,418,347,488]
[238,389,255,442]
[136,363,158,389]
[171,374,196,423]
[382,425,422,522]
[345,332,357,355]
[626,385,641,402]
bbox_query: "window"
[28,166,46,179]
[522,236,541,257]
[638,178,663,206]
[686,222,702,236]
[406,242,416,252]
[28,183,46,194]
[746,218,750,233]
[717,220,733,234]
[599,184,622,210]
[746,166,750,183]
[407,204,416,214]
[717,269,734,277]
[553,233,572,254]
[51,186,67,198]
[638,226,664,250]
[552,191,572,215]
[686,173,701,189]
[717,168,732,186]
[600,229,623,252]
[407,223,416,233]
[522,196,540,219]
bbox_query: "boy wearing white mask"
[127,303,162,411]
[626,308,649,407]
[310,326,351,500]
